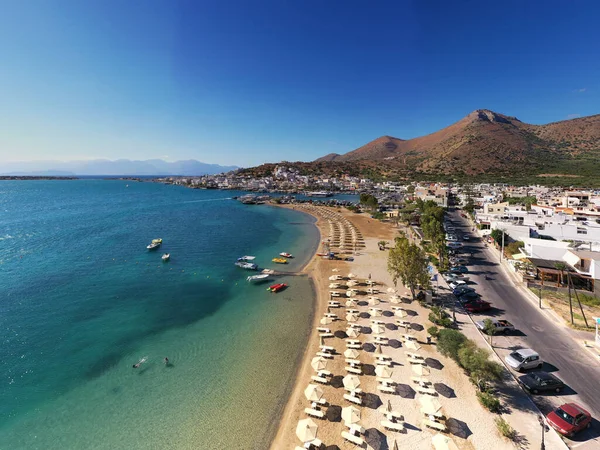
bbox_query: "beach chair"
[311,375,328,384]
[317,370,332,377]
[377,384,395,394]
[345,358,361,365]
[421,408,444,419]
[376,377,394,385]
[381,419,405,432]
[411,376,431,385]
[375,359,393,367]
[342,431,365,446]
[405,352,423,359]
[403,334,417,341]
[415,385,437,396]
[343,394,363,405]
[344,366,362,374]
[304,408,325,419]
[345,339,360,344]
[423,419,447,432]
[319,333,334,338]
[315,352,333,359]
[349,423,365,435]
[346,344,361,349]
[320,345,335,352]
[408,357,426,365]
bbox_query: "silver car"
[505,348,543,372]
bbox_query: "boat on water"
[267,283,287,293]
[306,191,333,197]
[162,253,170,262]
[261,269,275,274]
[272,257,288,264]
[235,261,258,270]
[247,274,271,283]
[147,238,163,250]
[279,252,293,258]
[237,255,256,261]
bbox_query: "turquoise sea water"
[0,180,319,449]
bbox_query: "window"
[577,228,587,235]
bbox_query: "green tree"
[387,234,431,299]
[464,197,475,215]
[359,193,378,212]
[458,341,503,391]
[490,229,506,245]
[482,318,497,346]
[436,329,468,361]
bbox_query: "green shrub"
[437,329,467,361]
[427,326,439,338]
[477,391,501,413]
[495,417,517,440]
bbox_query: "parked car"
[505,348,542,371]
[450,266,469,274]
[475,318,515,334]
[449,280,467,290]
[452,285,475,296]
[518,372,565,394]
[446,273,470,282]
[458,291,482,303]
[464,300,491,313]
[547,403,592,437]
[463,235,470,241]
[450,258,469,266]
[447,242,463,249]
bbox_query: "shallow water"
[0,180,318,449]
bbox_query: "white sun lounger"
[317,327,330,333]
[345,358,361,365]
[377,384,395,394]
[317,370,332,377]
[345,339,360,344]
[376,377,395,385]
[342,431,365,446]
[343,394,362,405]
[406,352,423,359]
[311,375,328,384]
[408,357,426,365]
[403,334,417,341]
[304,407,325,419]
[316,352,333,359]
[411,376,431,385]
[381,419,405,432]
[319,333,334,338]
[349,423,365,435]
[421,408,444,419]
[320,345,335,352]
[423,419,447,432]
[416,385,437,396]
[345,366,362,374]
[346,344,361,349]
[376,359,393,366]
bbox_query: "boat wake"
[182,198,232,204]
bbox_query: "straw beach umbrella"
[405,340,421,351]
[419,396,442,416]
[368,296,380,306]
[344,348,360,359]
[346,327,361,338]
[369,308,382,317]
[343,374,361,391]
[394,308,407,318]
[375,365,394,378]
[412,365,431,377]
[311,356,329,372]
[389,295,401,304]
[374,343,383,355]
[304,384,324,402]
[346,312,359,322]
[296,418,318,443]
[372,323,386,335]
[341,405,361,425]
[320,316,334,325]
[347,273,357,278]
[432,434,459,450]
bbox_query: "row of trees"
[359,193,378,212]
[417,199,448,270]
[387,232,431,299]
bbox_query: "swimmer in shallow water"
[132,356,148,369]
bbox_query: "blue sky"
[0,0,598,167]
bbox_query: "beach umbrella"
[419,396,442,416]
[364,428,386,450]
[346,312,359,322]
[296,418,318,443]
[311,356,329,372]
[329,283,341,289]
[329,275,340,281]
[394,308,407,318]
[320,316,333,325]
[405,340,421,351]
[342,374,361,391]
[347,273,357,278]
[374,343,383,355]
[346,327,361,338]
[425,357,444,370]
[346,290,356,297]
[412,365,431,377]
[446,418,472,439]
[344,348,360,359]
[410,323,424,332]
[431,434,459,450]
[375,365,393,378]
[389,295,401,304]
[387,287,396,293]
[434,383,456,399]
[304,384,324,402]
[368,296,380,306]
[347,280,359,287]
[341,405,361,425]
[372,323,386,335]
[369,308,382,317]
[344,300,355,307]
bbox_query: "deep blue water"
[0,180,318,449]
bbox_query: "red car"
[547,403,592,437]
[464,300,491,313]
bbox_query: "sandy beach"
[270,205,517,450]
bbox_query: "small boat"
[267,283,287,293]
[272,257,288,264]
[147,238,162,250]
[247,274,271,283]
[279,252,293,258]
[237,255,256,262]
[162,253,170,262]
[262,269,275,274]
[235,261,258,270]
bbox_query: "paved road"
[447,209,600,448]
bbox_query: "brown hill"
[316,110,600,175]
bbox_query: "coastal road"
[448,209,600,448]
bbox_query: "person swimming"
[132,356,148,368]
[164,357,169,365]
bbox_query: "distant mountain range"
[0,159,239,176]
[316,110,600,177]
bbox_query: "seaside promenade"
[270,205,525,450]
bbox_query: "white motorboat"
[237,256,256,262]
[235,261,258,270]
[247,274,270,282]
[162,253,170,262]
